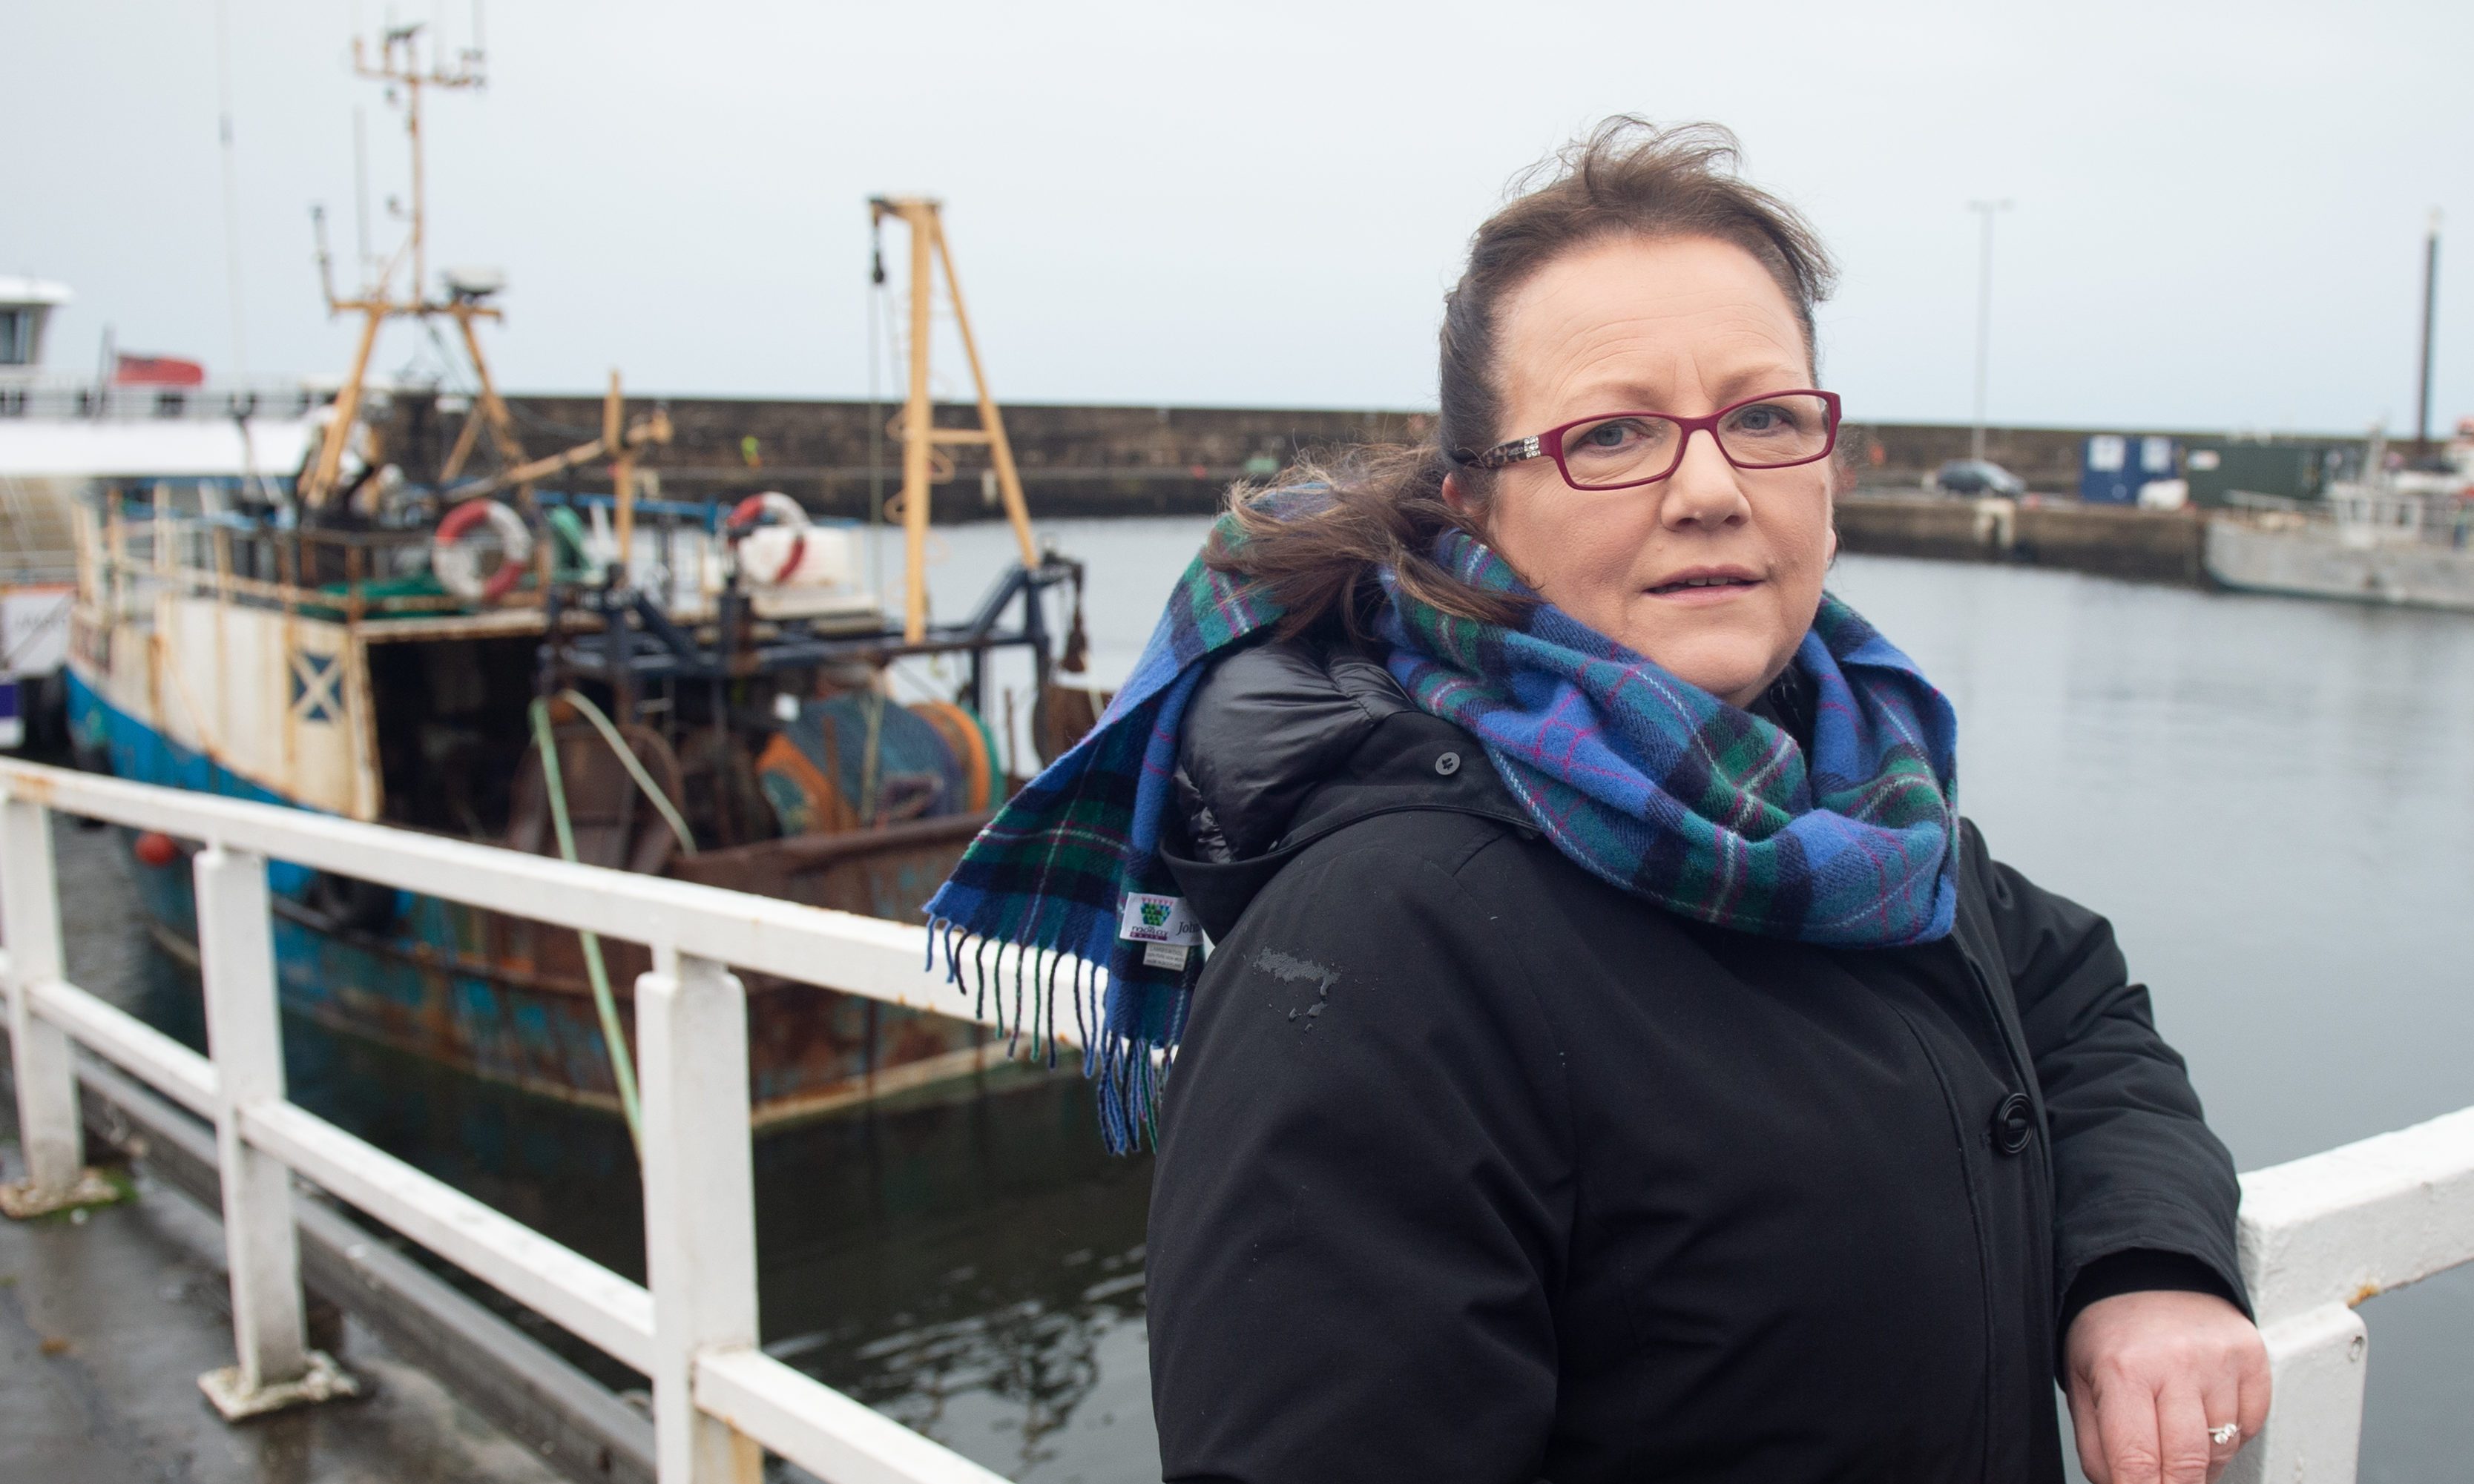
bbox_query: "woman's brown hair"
[1211,117,1838,639]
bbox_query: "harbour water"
[53,515,2474,1482]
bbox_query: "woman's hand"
[2064,1290,2271,1484]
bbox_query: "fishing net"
[758,693,971,833]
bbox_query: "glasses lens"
[1556,415,1683,488]
[1715,394,1835,468]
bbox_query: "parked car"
[1927,459,2027,498]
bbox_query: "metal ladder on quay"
[3,755,2473,1483]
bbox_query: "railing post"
[193,843,358,1417]
[0,790,115,1218]
[637,946,763,1483]
[2223,1302,2368,1484]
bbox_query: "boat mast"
[300,22,527,511]
[868,198,1040,642]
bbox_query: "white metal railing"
[0,759,1007,1483]
[0,375,323,423]
[2225,1104,2474,1483]
[3,759,2472,1481]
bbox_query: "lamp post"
[2416,209,2442,456]
[1967,199,2013,465]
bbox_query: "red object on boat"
[131,831,180,868]
[113,354,207,387]
[725,492,808,585]
[433,498,533,602]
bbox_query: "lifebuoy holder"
[432,498,536,603]
[725,491,811,586]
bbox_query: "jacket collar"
[1164,633,1533,940]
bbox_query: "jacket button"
[1991,1092,2035,1155]
[1434,751,1461,776]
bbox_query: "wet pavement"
[19,806,1164,1484]
[0,1112,567,1484]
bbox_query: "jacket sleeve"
[1965,822,2250,1319]
[1148,834,1570,1484]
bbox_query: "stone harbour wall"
[381,392,2253,523]
[1835,493,2208,584]
[393,395,1431,521]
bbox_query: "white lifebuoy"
[726,491,812,587]
[432,498,536,602]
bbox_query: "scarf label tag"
[1119,892,1201,946]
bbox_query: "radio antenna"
[352,108,372,282]
[214,0,249,376]
[300,19,505,509]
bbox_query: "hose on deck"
[553,689,697,861]
[527,688,700,1157]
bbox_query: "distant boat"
[2203,423,2474,612]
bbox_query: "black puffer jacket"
[1146,635,2245,1484]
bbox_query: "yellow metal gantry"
[869,197,1039,642]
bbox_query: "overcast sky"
[4,1,2467,434]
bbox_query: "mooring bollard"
[193,842,359,1417]
[0,789,118,1219]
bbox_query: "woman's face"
[1453,234,1835,708]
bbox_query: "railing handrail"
[2221,1098,2474,1483]
[2238,1104,2474,1323]
[0,760,970,1017]
[0,386,328,423]
[0,758,1016,1483]
[5,756,2473,1484]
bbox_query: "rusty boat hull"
[82,668,1022,1127]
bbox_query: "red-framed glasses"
[1451,389,1843,492]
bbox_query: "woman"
[927,120,2265,1484]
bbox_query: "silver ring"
[2209,1422,2240,1447]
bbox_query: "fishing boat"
[2203,423,2474,612]
[62,24,1102,1127]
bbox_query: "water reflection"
[780,1243,1148,1479]
[754,1077,1156,1480]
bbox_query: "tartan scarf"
[925,501,1959,1150]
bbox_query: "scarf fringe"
[925,913,1184,1153]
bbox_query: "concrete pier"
[1835,492,2208,585]
[0,1033,659,1484]
[1,1105,567,1484]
